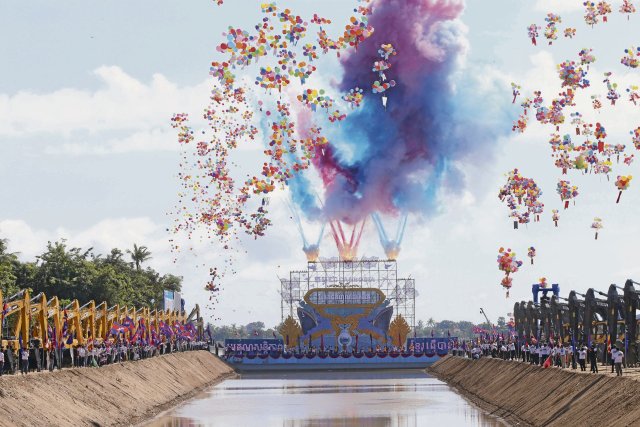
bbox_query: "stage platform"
[224,351,447,372]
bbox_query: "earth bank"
[428,356,640,427]
[0,351,235,427]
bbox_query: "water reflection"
[148,370,504,427]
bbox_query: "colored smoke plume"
[291,0,510,224]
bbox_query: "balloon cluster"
[527,24,540,46]
[632,127,640,149]
[544,13,562,45]
[528,246,536,265]
[591,217,603,239]
[556,180,579,209]
[579,48,596,68]
[512,82,521,104]
[342,87,364,109]
[557,61,587,89]
[627,85,640,105]
[615,175,633,203]
[583,2,614,26]
[620,0,637,19]
[498,169,543,228]
[171,1,378,308]
[497,248,523,298]
[371,42,397,108]
[513,9,640,231]
[621,46,640,68]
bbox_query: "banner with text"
[224,338,284,353]
[407,337,457,354]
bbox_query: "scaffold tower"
[280,257,415,331]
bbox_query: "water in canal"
[148,370,504,427]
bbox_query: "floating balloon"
[632,127,640,149]
[557,180,579,209]
[615,175,632,203]
[584,2,599,26]
[498,169,543,229]
[511,82,521,103]
[596,1,613,22]
[621,46,640,68]
[591,217,603,239]
[497,248,523,298]
[620,0,636,19]
[527,24,540,46]
[579,48,596,69]
[544,13,561,45]
[342,87,364,109]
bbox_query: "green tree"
[127,244,152,270]
[0,238,19,296]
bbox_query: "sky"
[1,0,640,328]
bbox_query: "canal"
[148,370,504,426]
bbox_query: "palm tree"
[127,244,152,270]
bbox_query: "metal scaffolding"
[280,257,416,330]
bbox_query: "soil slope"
[0,351,235,427]
[428,356,640,427]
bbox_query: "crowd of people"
[0,339,210,376]
[451,339,626,376]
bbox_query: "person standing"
[610,346,617,374]
[78,346,86,367]
[20,347,29,375]
[0,347,4,376]
[614,347,624,376]
[589,344,598,373]
[578,346,587,371]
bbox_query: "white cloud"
[0,66,210,154]
[0,217,163,261]
[46,128,178,155]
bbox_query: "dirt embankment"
[0,351,235,427]
[428,356,640,426]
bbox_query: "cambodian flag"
[159,321,173,337]
[62,317,69,341]
[122,317,135,332]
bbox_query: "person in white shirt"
[610,347,618,374]
[578,347,587,371]
[0,347,4,376]
[78,346,86,367]
[20,348,29,375]
[614,347,624,376]
[559,345,566,368]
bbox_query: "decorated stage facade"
[225,258,455,371]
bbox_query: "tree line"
[0,238,181,310]
[207,317,513,342]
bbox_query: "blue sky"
[2,0,640,327]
